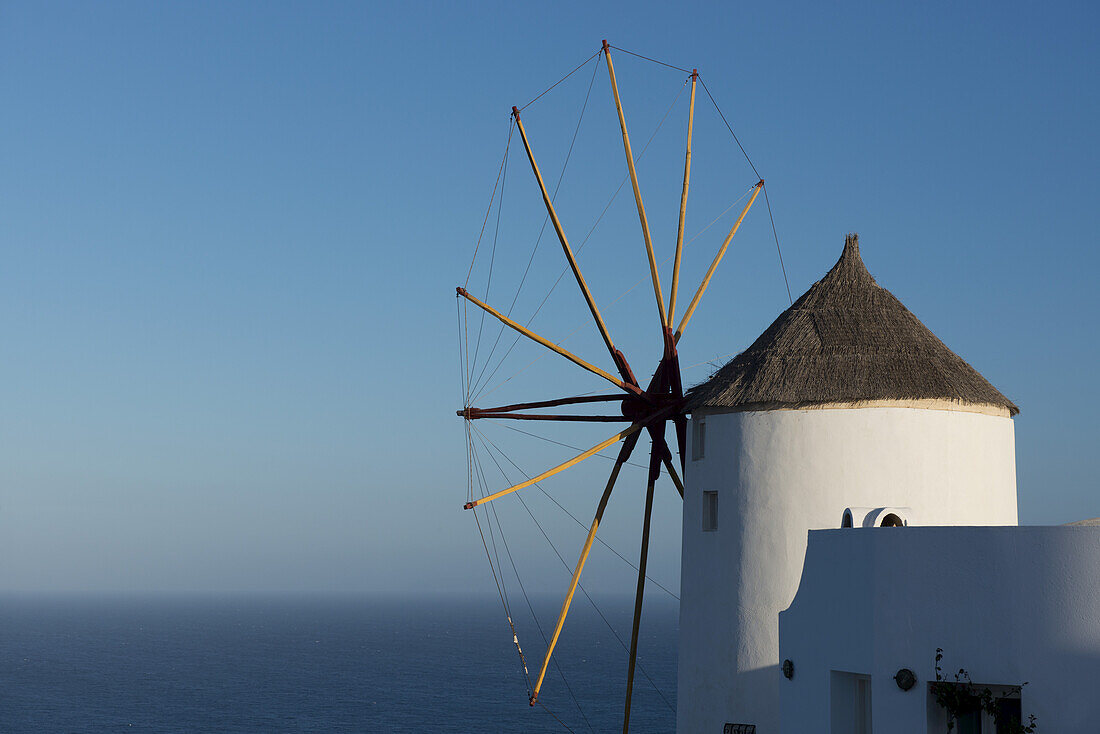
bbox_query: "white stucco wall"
[780,526,1100,733]
[677,406,1017,734]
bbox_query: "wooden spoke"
[512,108,628,380]
[464,424,642,510]
[461,412,627,422]
[667,70,698,329]
[662,454,684,498]
[674,181,763,344]
[461,394,623,415]
[603,41,668,330]
[530,431,642,706]
[623,446,661,733]
[457,287,643,396]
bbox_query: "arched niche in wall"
[865,507,913,528]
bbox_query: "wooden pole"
[463,423,641,510]
[662,454,684,498]
[603,40,668,329]
[461,411,628,422]
[667,70,697,329]
[457,287,643,397]
[674,181,763,343]
[462,394,623,415]
[512,108,625,376]
[623,447,660,733]
[530,431,641,705]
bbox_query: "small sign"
[723,725,756,734]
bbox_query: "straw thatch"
[688,234,1018,415]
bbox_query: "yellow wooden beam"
[457,287,641,396]
[603,41,668,330]
[530,431,641,705]
[674,181,763,343]
[667,70,697,329]
[464,423,641,511]
[512,108,621,365]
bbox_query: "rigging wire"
[465,409,474,508]
[687,184,758,245]
[472,426,675,712]
[514,488,676,713]
[763,183,794,305]
[463,296,471,405]
[457,299,464,402]
[519,49,604,113]
[538,700,578,733]
[698,76,794,304]
[470,444,532,694]
[608,44,693,74]
[468,442,580,721]
[474,423,679,601]
[471,440,516,628]
[470,474,525,691]
[469,419,525,689]
[464,121,514,290]
[458,300,471,493]
[471,78,689,404]
[470,53,602,399]
[697,77,760,180]
[468,128,511,384]
[466,294,579,730]
[494,422,649,471]
[466,382,538,700]
[470,435,595,733]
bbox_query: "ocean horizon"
[0,592,678,733]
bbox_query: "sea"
[0,594,678,733]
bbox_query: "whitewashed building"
[677,235,1100,732]
[780,524,1100,733]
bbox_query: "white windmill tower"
[677,234,1019,733]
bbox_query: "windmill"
[456,40,778,733]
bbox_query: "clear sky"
[1,1,1096,596]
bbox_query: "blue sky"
[1,1,1096,595]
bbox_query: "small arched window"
[841,510,854,528]
[880,513,904,527]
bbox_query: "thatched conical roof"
[688,234,1018,415]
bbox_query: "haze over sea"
[0,594,677,733]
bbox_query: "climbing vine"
[929,649,1038,733]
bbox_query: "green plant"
[929,649,1038,733]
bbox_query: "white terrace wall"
[780,526,1100,733]
[677,405,1017,734]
